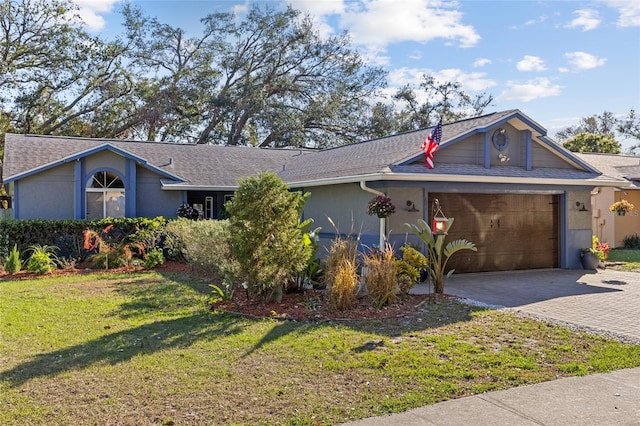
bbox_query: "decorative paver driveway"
[430,269,639,345]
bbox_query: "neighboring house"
[575,153,640,248]
[2,110,628,271]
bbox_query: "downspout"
[360,181,386,249]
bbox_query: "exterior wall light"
[406,200,419,212]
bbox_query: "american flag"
[420,118,443,169]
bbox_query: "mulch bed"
[211,288,436,322]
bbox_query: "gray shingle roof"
[3,134,303,188]
[2,110,622,188]
[574,152,640,188]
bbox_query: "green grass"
[608,249,640,271]
[1,271,639,425]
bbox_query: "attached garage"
[428,192,559,273]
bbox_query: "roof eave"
[284,172,630,188]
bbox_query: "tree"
[226,173,312,302]
[0,0,82,92]
[122,4,386,147]
[1,0,140,138]
[562,132,621,154]
[618,108,640,153]
[389,74,493,134]
[555,111,618,141]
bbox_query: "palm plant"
[404,218,477,294]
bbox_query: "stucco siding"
[17,164,75,219]
[612,190,640,247]
[84,150,126,177]
[566,190,595,269]
[303,183,380,253]
[136,167,183,218]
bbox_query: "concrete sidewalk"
[343,269,640,425]
[343,367,640,425]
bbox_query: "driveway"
[414,269,640,345]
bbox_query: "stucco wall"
[566,190,596,269]
[303,183,380,253]
[591,188,640,248]
[612,189,640,247]
[16,163,75,219]
[136,167,183,218]
[84,150,126,176]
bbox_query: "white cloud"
[388,67,496,92]
[498,78,562,102]
[289,0,345,38]
[516,55,547,72]
[339,0,480,50]
[564,51,607,70]
[606,1,640,27]
[565,9,601,31]
[473,58,491,68]
[71,0,123,32]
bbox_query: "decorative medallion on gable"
[492,128,509,152]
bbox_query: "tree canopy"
[0,0,495,148]
[555,109,639,154]
[562,132,621,154]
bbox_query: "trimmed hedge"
[0,217,167,261]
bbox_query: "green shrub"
[0,217,166,263]
[394,245,427,294]
[163,218,239,283]
[226,173,312,302]
[25,245,59,274]
[144,248,164,269]
[4,244,22,274]
[623,234,640,249]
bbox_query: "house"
[574,153,640,248]
[2,110,628,271]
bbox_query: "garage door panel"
[429,193,558,273]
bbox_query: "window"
[86,171,125,219]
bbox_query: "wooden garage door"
[429,193,559,273]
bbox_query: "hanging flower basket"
[367,195,396,219]
[609,199,634,216]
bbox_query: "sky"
[73,0,640,151]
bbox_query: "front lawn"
[1,271,639,425]
[607,249,640,272]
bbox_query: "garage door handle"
[490,219,501,229]
[490,219,493,229]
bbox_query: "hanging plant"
[609,199,634,215]
[367,195,396,218]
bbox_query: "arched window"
[86,170,125,219]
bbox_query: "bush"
[364,244,397,308]
[623,234,640,249]
[226,173,312,302]
[0,217,166,263]
[4,244,22,274]
[25,245,59,274]
[144,248,164,269]
[394,245,427,294]
[163,218,239,283]
[324,236,359,311]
